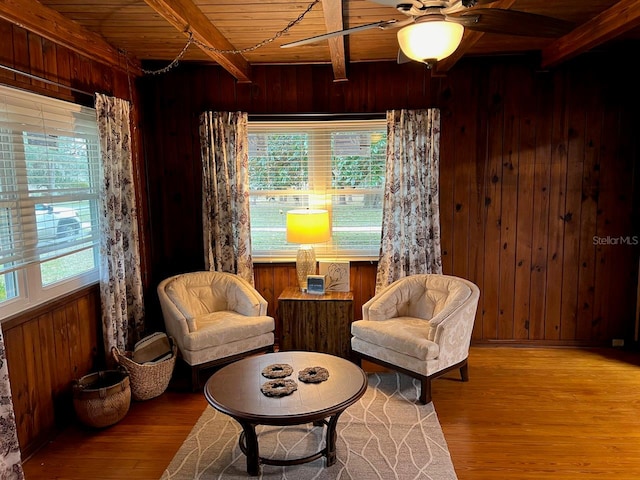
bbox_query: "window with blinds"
[0,85,100,317]
[248,118,386,260]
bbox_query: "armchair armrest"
[227,276,268,316]
[429,286,480,365]
[362,290,401,321]
[158,278,193,337]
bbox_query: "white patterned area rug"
[161,372,458,480]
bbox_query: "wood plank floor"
[22,346,640,480]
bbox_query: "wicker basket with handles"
[72,369,131,428]
[112,336,177,401]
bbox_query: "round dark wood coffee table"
[204,351,367,476]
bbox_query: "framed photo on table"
[306,275,326,295]
[318,261,350,292]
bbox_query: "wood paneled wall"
[0,18,145,458]
[2,285,101,459]
[140,52,639,347]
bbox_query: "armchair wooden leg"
[191,366,200,392]
[460,361,469,382]
[419,378,432,404]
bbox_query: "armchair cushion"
[363,275,473,341]
[351,316,440,361]
[164,271,267,332]
[183,311,274,350]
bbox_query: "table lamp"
[286,209,330,291]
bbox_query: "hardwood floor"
[22,346,640,480]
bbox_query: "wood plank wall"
[2,286,101,459]
[139,52,639,347]
[0,18,146,459]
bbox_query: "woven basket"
[72,370,131,428]
[112,337,177,401]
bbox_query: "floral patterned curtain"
[95,93,145,353]
[375,108,443,292]
[199,111,254,284]
[0,330,24,479]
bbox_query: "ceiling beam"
[541,0,640,68]
[435,0,517,74]
[321,0,347,81]
[0,0,139,73]
[143,0,251,83]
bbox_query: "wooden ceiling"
[1,0,640,83]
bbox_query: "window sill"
[253,257,379,264]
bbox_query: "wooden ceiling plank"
[0,0,138,73]
[321,0,347,81]
[143,0,252,82]
[435,0,517,74]
[541,0,640,68]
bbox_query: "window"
[248,118,386,260]
[0,85,101,318]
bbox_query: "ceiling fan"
[281,0,574,67]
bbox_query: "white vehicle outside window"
[35,203,82,242]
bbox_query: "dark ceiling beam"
[541,0,640,68]
[435,0,517,74]
[321,0,347,81]
[143,0,252,83]
[0,0,139,74]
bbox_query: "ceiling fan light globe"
[397,21,464,62]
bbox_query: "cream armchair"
[351,274,480,404]
[157,271,275,389]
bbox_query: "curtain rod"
[248,113,385,121]
[0,64,95,98]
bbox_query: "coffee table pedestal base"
[238,413,343,476]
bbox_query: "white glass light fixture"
[286,209,331,291]
[397,17,464,63]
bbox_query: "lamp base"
[296,245,316,291]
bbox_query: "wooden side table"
[278,287,354,359]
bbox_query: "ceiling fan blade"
[443,0,503,15]
[370,0,496,8]
[368,0,420,7]
[449,9,575,37]
[462,0,500,4]
[281,20,400,48]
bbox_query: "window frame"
[0,85,101,320]
[247,116,386,262]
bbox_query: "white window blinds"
[248,118,386,259]
[0,84,100,283]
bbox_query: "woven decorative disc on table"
[298,366,329,383]
[260,379,298,397]
[261,363,293,379]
